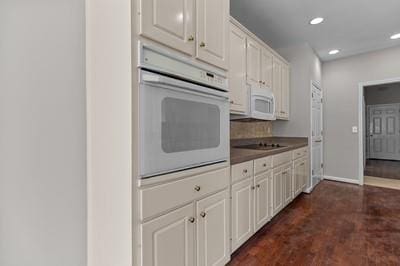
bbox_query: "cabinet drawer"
[254,156,272,175]
[140,167,229,220]
[231,161,254,183]
[272,151,292,168]
[293,147,308,160]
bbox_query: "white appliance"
[139,44,229,178]
[232,86,276,121]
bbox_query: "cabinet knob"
[300,163,305,166]
[243,169,248,174]
[251,186,255,190]
[200,42,206,47]
[194,185,201,192]
[263,81,266,85]
[230,100,234,104]
[188,35,195,42]
[263,163,267,167]
[189,217,195,223]
[256,184,261,188]
[200,212,206,218]
[259,80,262,83]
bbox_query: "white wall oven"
[139,45,229,178]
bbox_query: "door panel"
[231,178,253,251]
[246,37,261,88]
[273,59,282,118]
[142,204,195,266]
[368,104,400,160]
[197,190,229,266]
[280,64,290,119]
[282,164,292,206]
[272,169,283,216]
[228,23,247,113]
[140,0,195,55]
[196,0,229,69]
[254,171,271,231]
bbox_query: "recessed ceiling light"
[310,17,324,25]
[329,49,340,55]
[390,33,400,40]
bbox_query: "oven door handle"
[141,71,229,101]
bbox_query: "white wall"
[323,45,400,180]
[0,1,86,266]
[273,43,322,137]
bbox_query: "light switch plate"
[352,126,358,133]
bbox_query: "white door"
[311,84,323,188]
[368,104,400,160]
[260,48,273,90]
[141,204,195,266]
[246,37,262,88]
[197,190,230,266]
[254,171,271,232]
[272,168,283,216]
[273,58,282,118]
[280,64,290,119]
[228,23,247,113]
[196,0,229,69]
[231,178,253,252]
[282,163,293,206]
[139,0,195,55]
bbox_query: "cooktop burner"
[234,142,286,150]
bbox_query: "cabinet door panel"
[273,58,282,118]
[281,64,290,119]
[246,38,261,88]
[196,0,229,69]
[140,0,195,55]
[254,171,271,231]
[272,169,283,216]
[261,49,273,90]
[283,164,293,206]
[229,23,247,113]
[142,204,195,266]
[231,178,253,251]
[197,190,230,266]
[293,159,303,197]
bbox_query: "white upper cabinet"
[196,0,229,69]
[260,48,273,90]
[139,0,195,55]
[228,23,247,113]
[280,64,290,119]
[273,58,282,118]
[246,37,262,88]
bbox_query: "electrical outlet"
[352,126,358,133]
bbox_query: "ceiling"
[230,0,400,61]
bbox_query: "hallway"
[364,159,400,180]
[228,180,400,265]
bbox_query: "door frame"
[358,77,400,185]
[307,80,323,193]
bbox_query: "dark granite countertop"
[230,137,308,165]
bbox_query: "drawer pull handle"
[200,212,206,218]
[251,186,255,190]
[300,163,305,166]
[263,163,267,167]
[200,42,206,47]
[194,186,201,192]
[189,217,195,223]
[256,184,261,188]
[243,169,248,174]
[188,35,195,42]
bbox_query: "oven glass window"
[255,98,272,113]
[161,97,220,153]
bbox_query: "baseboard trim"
[324,175,361,185]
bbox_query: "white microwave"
[231,86,276,121]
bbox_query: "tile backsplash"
[230,120,273,139]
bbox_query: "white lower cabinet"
[231,178,253,252]
[142,204,195,266]
[254,171,272,232]
[196,190,230,266]
[293,157,309,197]
[282,163,293,206]
[140,166,230,266]
[272,167,283,216]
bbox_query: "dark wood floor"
[365,159,400,180]
[228,180,400,266]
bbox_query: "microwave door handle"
[142,72,228,101]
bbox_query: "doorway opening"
[359,79,400,189]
